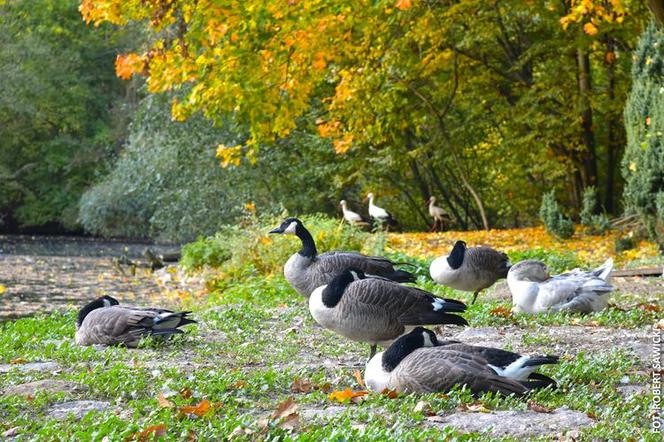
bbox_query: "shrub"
[622,22,664,250]
[539,191,574,239]
[580,186,611,235]
[181,214,376,281]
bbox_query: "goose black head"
[447,240,467,270]
[381,327,439,372]
[269,218,303,235]
[76,295,119,328]
[321,267,365,308]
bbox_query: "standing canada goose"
[427,196,449,232]
[309,268,468,358]
[507,258,614,313]
[366,192,397,230]
[269,218,415,298]
[339,200,370,227]
[430,240,511,304]
[75,295,196,347]
[365,327,555,395]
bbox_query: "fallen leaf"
[291,377,313,393]
[489,306,512,318]
[179,399,211,417]
[353,369,366,388]
[380,388,399,399]
[25,394,34,401]
[157,393,174,408]
[655,319,664,330]
[328,388,368,403]
[229,426,255,438]
[315,382,332,393]
[0,284,6,295]
[231,380,246,389]
[395,0,412,10]
[133,424,167,441]
[414,401,435,416]
[10,357,26,365]
[586,411,598,420]
[586,320,600,327]
[270,397,299,430]
[637,303,661,313]
[457,402,490,413]
[179,387,193,399]
[528,401,553,413]
[2,427,18,437]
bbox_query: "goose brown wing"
[316,252,413,282]
[392,349,527,396]
[80,307,159,346]
[465,247,511,279]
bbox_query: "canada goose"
[507,258,614,313]
[430,240,511,304]
[366,192,397,230]
[309,268,468,358]
[269,218,415,297]
[75,295,196,347]
[427,196,450,232]
[340,200,370,227]
[365,327,555,395]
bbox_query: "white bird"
[340,200,370,227]
[427,196,449,232]
[366,192,397,230]
[430,240,511,304]
[507,258,614,313]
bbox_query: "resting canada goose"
[427,196,449,232]
[75,295,196,347]
[507,258,614,313]
[269,218,415,297]
[366,192,397,229]
[430,240,511,304]
[365,327,555,395]
[340,200,370,227]
[309,268,468,358]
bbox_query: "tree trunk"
[576,45,598,189]
[449,149,490,230]
[604,38,618,213]
[649,0,664,26]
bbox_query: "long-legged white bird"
[427,196,449,232]
[366,192,397,230]
[340,200,370,227]
[507,258,614,313]
[75,295,196,347]
[430,240,511,304]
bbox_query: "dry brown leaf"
[179,399,212,417]
[157,393,174,408]
[328,388,368,403]
[132,424,167,441]
[179,387,193,399]
[270,397,299,430]
[414,401,435,416]
[586,411,598,420]
[608,303,626,312]
[315,382,332,393]
[290,377,313,393]
[489,306,512,318]
[353,369,366,388]
[638,303,662,312]
[655,319,664,330]
[229,426,255,438]
[457,402,490,413]
[231,380,246,389]
[380,388,399,399]
[187,430,197,441]
[528,401,553,413]
[586,320,600,327]
[10,357,26,365]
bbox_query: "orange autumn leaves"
[386,226,660,266]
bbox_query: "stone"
[0,361,59,374]
[3,379,83,396]
[48,400,111,420]
[427,407,595,437]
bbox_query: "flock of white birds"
[74,211,614,397]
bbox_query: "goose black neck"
[296,224,317,258]
[381,333,424,372]
[447,241,466,269]
[321,270,355,308]
[76,299,106,327]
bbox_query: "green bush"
[181,214,376,281]
[623,22,664,250]
[539,191,574,239]
[580,186,611,235]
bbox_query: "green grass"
[1,245,662,440]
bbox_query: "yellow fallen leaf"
[179,399,212,417]
[10,357,26,365]
[0,284,6,295]
[157,393,174,408]
[353,369,366,388]
[328,388,368,403]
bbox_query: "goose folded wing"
[466,247,510,276]
[317,252,401,276]
[393,349,527,395]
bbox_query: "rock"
[427,407,595,437]
[48,400,111,420]
[300,406,347,421]
[0,361,59,374]
[616,384,648,398]
[3,379,83,396]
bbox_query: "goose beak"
[269,227,282,234]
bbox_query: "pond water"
[0,235,181,321]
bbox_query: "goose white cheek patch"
[284,221,298,234]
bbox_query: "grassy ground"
[1,223,662,440]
